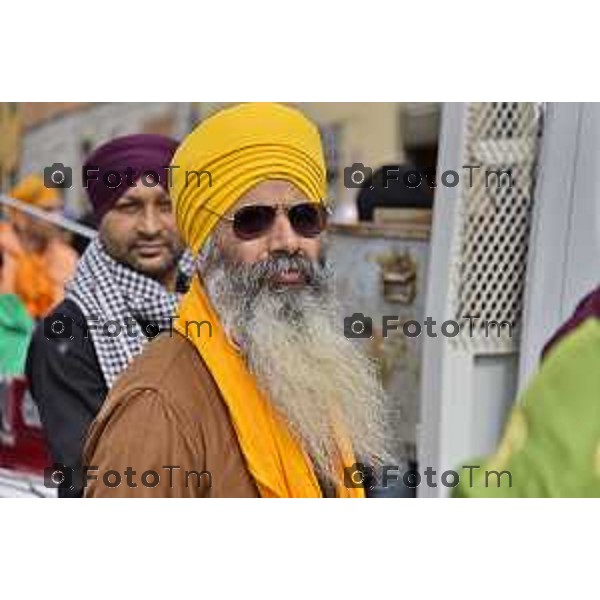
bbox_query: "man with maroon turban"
[26,134,193,497]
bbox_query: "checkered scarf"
[65,238,194,388]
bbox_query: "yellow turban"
[170,102,327,254]
[10,174,60,207]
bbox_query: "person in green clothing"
[0,294,34,376]
[454,285,600,497]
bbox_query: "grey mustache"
[259,255,316,280]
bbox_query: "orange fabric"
[174,276,364,498]
[10,174,60,207]
[2,174,76,317]
[0,222,77,318]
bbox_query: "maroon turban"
[82,133,179,223]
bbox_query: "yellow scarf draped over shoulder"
[174,278,363,498]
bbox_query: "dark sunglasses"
[217,202,330,241]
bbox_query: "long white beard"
[200,240,393,490]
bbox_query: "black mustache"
[128,235,172,249]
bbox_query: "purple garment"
[542,284,600,360]
[82,134,179,223]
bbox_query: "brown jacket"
[83,331,260,497]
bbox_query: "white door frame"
[519,102,600,389]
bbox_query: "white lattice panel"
[450,102,542,354]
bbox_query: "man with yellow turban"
[83,103,391,497]
[0,174,78,318]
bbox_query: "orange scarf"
[174,277,364,498]
[0,222,55,318]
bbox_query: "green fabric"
[0,294,34,376]
[454,318,600,497]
